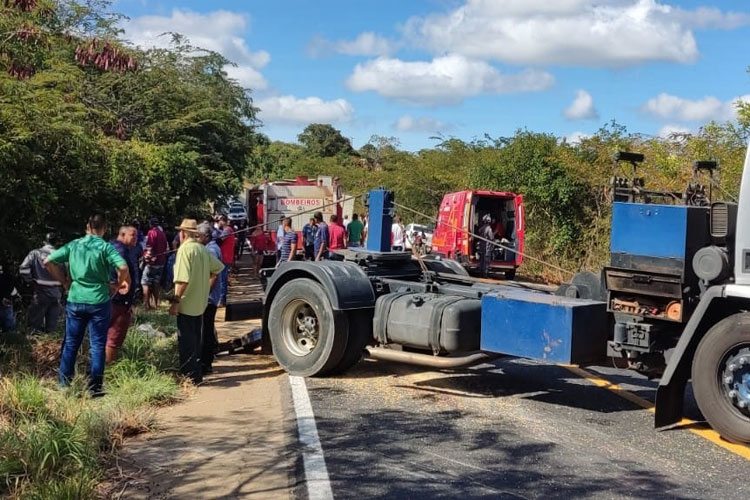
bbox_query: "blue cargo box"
[480,289,608,365]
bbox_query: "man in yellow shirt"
[170,219,225,384]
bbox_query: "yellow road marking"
[561,364,750,460]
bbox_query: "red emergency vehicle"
[245,176,347,256]
[431,190,525,279]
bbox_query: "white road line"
[289,375,334,500]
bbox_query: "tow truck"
[228,145,750,444]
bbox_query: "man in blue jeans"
[45,214,130,395]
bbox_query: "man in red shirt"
[328,214,347,253]
[217,216,235,306]
[249,226,268,278]
[143,217,168,310]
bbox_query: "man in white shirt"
[391,216,405,251]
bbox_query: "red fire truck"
[431,190,525,279]
[245,176,349,257]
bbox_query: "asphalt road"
[304,357,750,500]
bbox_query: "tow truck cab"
[431,190,524,278]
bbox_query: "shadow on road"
[310,405,700,500]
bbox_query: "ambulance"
[430,190,525,279]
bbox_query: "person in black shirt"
[478,214,495,278]
[106,226,138,363]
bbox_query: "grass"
[0,307,181,499]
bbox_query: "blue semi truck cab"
[242,146,750,444]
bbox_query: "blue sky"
[117,0,750,150]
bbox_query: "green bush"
[106,359,179,408]
[0,416,97,486]
[0,316,181,499]
[0,375,50,420]
[18,473,98,500]
[118,325,179,373]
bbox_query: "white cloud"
[564,90,598,120]
[121,9,270,89]
[224,66,267,90]
[394,115,449,133]
[672,6,750,30]
[345,54,554,106]
[401,0,750,67]
[308,32,396,57]
[641,93,750,122]
[565,131,591,144]
[256,95,354,124]
[337,32,395,56]
[657,124,692,138]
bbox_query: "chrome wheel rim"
[720,345,750,419]
[281,299,319,357]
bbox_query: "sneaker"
[89,388,106,398]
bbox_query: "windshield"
[412,225,428,233]
[229,207,245,214]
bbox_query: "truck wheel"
[692,313,750,443]
[330,310,373,375]
[268,278,348,377]
[504,269,516,280]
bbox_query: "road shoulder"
[114,307,297,499]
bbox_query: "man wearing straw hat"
[170,219,225,384]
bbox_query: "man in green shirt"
[170,219,224,384]
[347,213,365,248]
[45,214,130,394]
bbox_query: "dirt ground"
[115,257,299,500]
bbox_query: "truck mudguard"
[421,256,470,276]
[264,261,376,311]
[655,286,725,427]
[259,261,376,354]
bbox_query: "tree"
[247,138,306,182]
[297,123,353,157]
[0,0,260,263]
[358,135,400,170]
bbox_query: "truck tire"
[692,313,750,444]
[268,278,348,377]
[504,269,516,280]
[329,310,373,375]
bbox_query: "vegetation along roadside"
[0,307,182,499]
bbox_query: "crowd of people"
[0,211,247,393]
[270,211,367,267]
[0,207,427,394]
[268,210,424,267]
